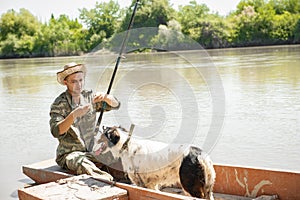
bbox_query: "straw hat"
[57,62,86,85]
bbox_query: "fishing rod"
[93,0,140,138]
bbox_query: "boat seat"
[22,159,73,184]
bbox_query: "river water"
[0,45,299,199]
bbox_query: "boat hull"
[20,159,299,199]
[214,164,300,200]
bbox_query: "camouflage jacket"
[49,90,120,166]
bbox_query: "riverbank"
[1,43,299,60]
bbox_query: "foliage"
[109,0,176,52]
[119,0,174,31]
[269,0,300,14]
[177,0,210,36]
[197,15,231,48]
[79,0,122,50]
[271,11,299,43]
[294,18,300,43]
[151,19,185,50]
[0,9,41,57]
[231,0,300,46]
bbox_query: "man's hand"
[93,92,119,108]
[57,104,90,135]
[93,92,107,103]
[73,104,90,118]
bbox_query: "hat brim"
[57,64,86,85]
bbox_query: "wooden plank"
[18,174,128,200]
[18,191,43,200]
[22,159,73,184]
[94,177,277,200]
[214,193,278,200]
[91,176,202,200]
[214,164,300,200]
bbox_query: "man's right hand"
[57,104,91,135]
[73,104,90,118]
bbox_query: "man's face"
[64,72,85,96]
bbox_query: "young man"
[49,62,120,181]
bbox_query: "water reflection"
[3,75,44,94]
[0,57,80,94]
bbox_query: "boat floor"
[19,159,282,200]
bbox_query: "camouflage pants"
[65,151,113,181]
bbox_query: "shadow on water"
[10,178,34,198]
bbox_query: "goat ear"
[102,126,106,131]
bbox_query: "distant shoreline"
[1,43,299,60]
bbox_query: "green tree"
[177,1,230,48]
[271,11,299,43]
[109,0,175,52]
[151,19,186,50]
[197,15,231,48]
[235,0,266,14]
[0,34,18,57]
[284,0,300,14]
[0,9,40,40]
[32,24,52,57]
[0,8,41,57]
[232,0,276,46]
[120,0,174,31]
[34,14,85,56]
[79,0,122,50]
[177,0,210,37]
[231,0,300,46]
[270,0,300,14]
[294,18,300,43]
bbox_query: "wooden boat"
[18,159,299,200]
